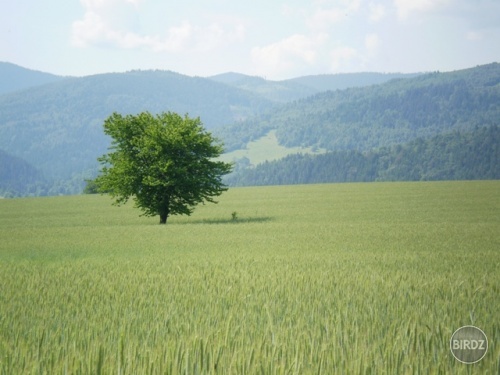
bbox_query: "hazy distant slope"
[1,63,498,196]
[209,72,317,102]
[217,63,500,153]
[285,72,422,92]
[0,149,46,197]
[0,62,64,95]
[0,69,274,182]
[209,72,420,103]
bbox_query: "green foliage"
[82,178,99,194]
[0,148,48,197]
[95,111,232,223]
[217,63,500,153]
[226,125,500,186]
[0,70,272,189]
[0,181,498,373]
[2,63,499,197]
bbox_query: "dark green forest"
[0,148,96,197]
[1,62,499,197]
[225,126,500,186]
[216,63,500,152]
[0,69,275,187]
[0,149,46,197]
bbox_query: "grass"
[0,181,499,374]
[219,130,326,165]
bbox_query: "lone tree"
[95,111,232,224]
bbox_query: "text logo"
[450,326,488,364]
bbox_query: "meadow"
[219,130,326,166]
[0,181,498,374]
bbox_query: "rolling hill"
[216,63,500,154]
[209,72,318,102]
[0,62,65,95]
[225,125,500,186]
[284,72,422,92]
[0,62,498,196]
[0,148,47,197]
[209,71,420,102]
[0,69,276,189]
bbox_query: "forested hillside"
[209,72,420,103]
[216,63,500,153]
[0,62,64,95]
[1,63,499,197]
[209,72,317,102]
[0,70,275,192]
[284,72,422,92]
[225,125,500,186]
[0,149,47,197]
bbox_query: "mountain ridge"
[216,62,500,154]
[0,62,498,196]
[0,69,276,185]
[0,148,47,197]
[0,62,65,95]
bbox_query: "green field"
[219,130,326,166]
[0,181,498,374]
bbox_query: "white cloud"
[365,33,380,54]
[466,31,483,41]
[328,33,381,72]
[307,8,347,30]
[306,0,361,30]
[369,3,386,22]
[393,0,451,20]
[72,0,244,52]
[80,0,142,9]
[251,33,328,78]
[330,46,358,71]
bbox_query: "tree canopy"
[95,111,232,224]
[225,125,500,186]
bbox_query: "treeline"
[209,72,419,103]
[217,63,500,153]
[0,70,275,186]
[225,125,500,186]
[2,63,499,197]
[0,149,46,197]
[0,148,95,197]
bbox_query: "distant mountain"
[284,72,422,92]
[1,62,498,197]
[216,63,500,153]
[209,72,317,102]
[0,149,47,197]
[0,62,65,95]
[0,69,275,193]
[209,72,420,103]
[225,125,500,186]
[209,72,256,85]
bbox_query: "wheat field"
[0,181,498,374]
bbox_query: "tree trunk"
[159,213,168,224]
[159,195,170,225]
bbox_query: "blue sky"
[2,0,500,79]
